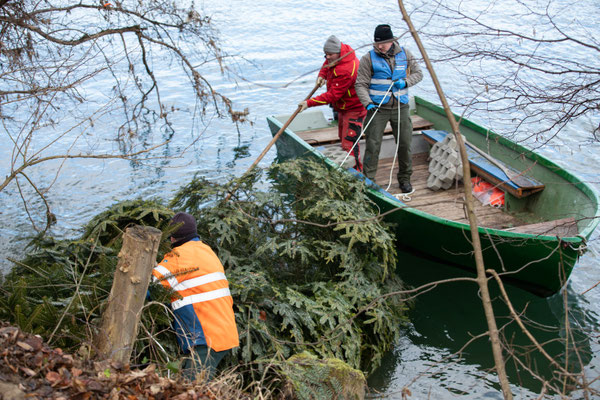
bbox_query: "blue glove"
[366,103,377,111]
[394,80,407,89]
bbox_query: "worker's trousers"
[362,103,412,183]
[181,345,229,382]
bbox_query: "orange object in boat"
[471,177,505,207]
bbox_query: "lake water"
[1,1,598,398]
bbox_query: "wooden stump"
[94,224,162,363]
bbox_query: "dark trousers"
[362,103,412,183]
[181,345,229,382]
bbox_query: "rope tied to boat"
[340,82,394,168]
[567,234,588,255]
[340,81,414,199]
[394,191,415,202]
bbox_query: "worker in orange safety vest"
[152,212,239,381]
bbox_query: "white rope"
[394,191,415,202]
[388,100,416,201]
[385,96,402,192]
[338,82,415,201]
[340,82,395,169]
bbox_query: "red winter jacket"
[307,42,365,113]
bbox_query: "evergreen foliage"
[0,159,409,385]
[0,200,175,350]
[171,159,408,373]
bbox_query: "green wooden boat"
[267,96,600,296]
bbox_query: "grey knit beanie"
[323,35,341,53]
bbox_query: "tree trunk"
[396,1,513,398]
[94,224,162,363]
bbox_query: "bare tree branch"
[413,0,600,144]
[0,0,248,227]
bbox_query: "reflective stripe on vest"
[153,265,178,288]
[171,287,232,310]
[171,271,227,292]
[368,49,409,105]
[153,267,231,310]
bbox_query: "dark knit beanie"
[170,212,197,240]
[323,35,342,54]
[374,24,394,43]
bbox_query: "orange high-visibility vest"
[152,239,239,353]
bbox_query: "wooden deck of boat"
[297,115,434,144]
[375,153,578,236]
[375,153,523,229]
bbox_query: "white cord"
[385,97,402,192]
[394,189,415,202]
[340,82,395,169]
[339,82,415,201]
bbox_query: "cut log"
[94,225,162,363]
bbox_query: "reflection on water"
[368,248,595,398]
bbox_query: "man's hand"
[393,80,407,90]
[316,76,326,88]
[298,101,308,112]
[366,103,377,111]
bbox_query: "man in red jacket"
[299,35,366,171]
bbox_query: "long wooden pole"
[396,2,513,399]
[224,83,320,202]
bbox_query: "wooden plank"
[504,218,578,237]
[412,114,434,131]
[298,126,339,145]
[375,155,522,229]
[375,154,528,230]
[297,115,431,145]
[422,130,544,198]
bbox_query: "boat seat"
[297,114,433,146]
[422,130,545,198]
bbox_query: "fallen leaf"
[143,363,156,373]
[150,384,162,394]
[16,341,33,351]
[20,366,36,376]
[124,370,147,383]
[86,380,105,392]
[72,377,87,392]
[46,370,62,386]
[24,336,43,351]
